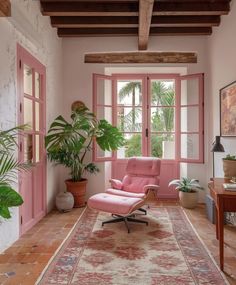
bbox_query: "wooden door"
[17,44,46,235]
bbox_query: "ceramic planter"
[65,179,87,208]
[179,191,198,209]
[222,159,236,179]
[56,191,74,212]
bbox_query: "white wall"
[62,36,209,200]
[0,0,63,252]
[208,1,236,179]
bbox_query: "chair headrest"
[126,157,161,176]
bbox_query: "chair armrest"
[109,179,123,190]
[143,184,159,194]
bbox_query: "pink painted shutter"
[178,73,204,163]
[93,73,115,162]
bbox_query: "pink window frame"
[178,73,204,163]
[92,72,204,163]
[92,73,115,162]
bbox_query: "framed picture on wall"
[220,80,236,137]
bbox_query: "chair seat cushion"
[88,193,144,215]
[106,188,146,198]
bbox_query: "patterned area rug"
[37,207,228,285]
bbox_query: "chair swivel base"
[102,214,148,233]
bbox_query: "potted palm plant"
[169,177,203,209]
[0,126,29,219]
[45,104,124,208]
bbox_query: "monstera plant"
[0,126,29,219]
[45,104,124,207]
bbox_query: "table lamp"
[211,136,225,177]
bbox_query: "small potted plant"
[45,103,124,208]
[168,177,203,209]
[222,154,236,179]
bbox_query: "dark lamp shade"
[211,136,225,152]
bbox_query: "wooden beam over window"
[84,52,197,64]
[138,0,154,50]
[0,0,11,17]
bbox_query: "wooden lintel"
[0,0,11,17]
[138,0,154,50]
[84,52,197,64]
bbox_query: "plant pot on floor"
[65,179,87,208]
[222,159,236,179]
[179,191,198,209]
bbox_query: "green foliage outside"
[118,81,175,158]
[223,154,236,161]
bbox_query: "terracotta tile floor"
[0,201,236,285]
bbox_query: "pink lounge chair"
[88,157,161,233]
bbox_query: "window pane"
[151,107,175,132]
[181,78,199,105]
[181,134,199,159]
[117,80,142,106]
[24,98,33,129]
[97,106,112,124]
[151,134,175,159]
[97,78,112,105]
[35,72,40,99]
[24,64,32,96]
[24,134,33,163]
[117,133,142,158]
[35,135,40,162]
[150,79,175,106]
[117,106,142,132]
[181,106,199,132]
[35,102,40,131]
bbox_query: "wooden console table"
[208,178,236,271]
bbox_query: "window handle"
[146,128,148,137]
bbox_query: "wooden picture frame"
[220,80,236,137]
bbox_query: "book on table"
[223,183,236,191]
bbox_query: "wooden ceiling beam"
[138,0,154,50]
[0,0,11,17]
[58,27,212,37]
[84,52,197,64]
[41,2,139,16]
[51,15,220,28]
[41,1,229,16]
[153,1,230,16]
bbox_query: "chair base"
[102,214,148,233]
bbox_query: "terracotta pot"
[179,191,198,209]
[56,191,74,212]
[222,160,236,179]
[65,179,87,208]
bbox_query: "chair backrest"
[122,157,161,193]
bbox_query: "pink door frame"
[17,44,47,235]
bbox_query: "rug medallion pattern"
[37,207,228,285]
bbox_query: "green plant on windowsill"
[0,126,30,219]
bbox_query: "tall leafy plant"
[45,106,124,182]
[0,126,29,219]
